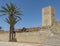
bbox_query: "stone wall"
[0,31,52,43]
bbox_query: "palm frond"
[14,19,20,24]
[5,18,10,24]
[15,15,21,20]
[0,3,23,25]
[6,3,11,12]
[0,10,8,13]
[1,6,9,12]
[14,9,23,15]
[0,13,6,16]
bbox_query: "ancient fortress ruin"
[0,6,60,45]
[41,6,60,34]
[42,6,55,27]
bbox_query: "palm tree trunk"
[9,25,14,41]
[9,26,12,41]
[11,25,14,41]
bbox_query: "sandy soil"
[0,42,40,46]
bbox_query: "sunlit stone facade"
[42,6,55,27]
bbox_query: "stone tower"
[42,6,55,27]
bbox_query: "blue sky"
[0,0,60,31]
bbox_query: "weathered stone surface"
[42,6,55,27]
[42,34,60,46]
[0,31,52,44]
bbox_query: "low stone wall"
[0,31,52,43]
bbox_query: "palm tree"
[0,3,22,42]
